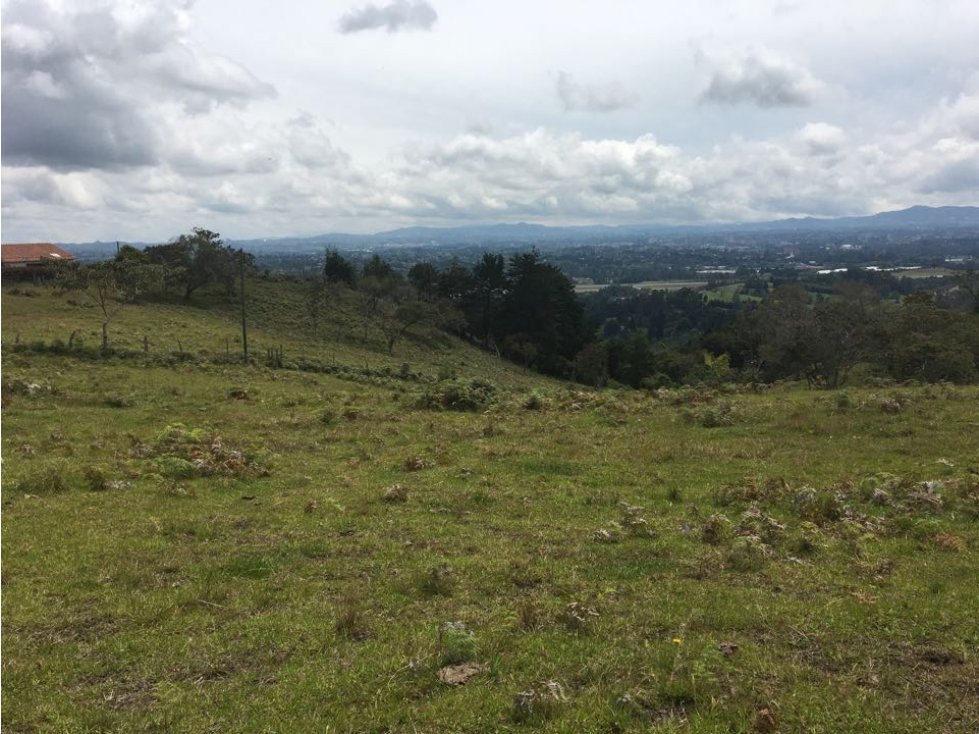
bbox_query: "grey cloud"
[287,113,351,169]
[919,159,979,193]
[144,46,277,113]
[1,0,276,171]
[338,1,437,33]
[699,50,820,108]
[555,71,636,112]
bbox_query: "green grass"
[3,284,979,732]
[575,280,708,294]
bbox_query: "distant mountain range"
[230,205,979,251]
[740,205,979,231]
[63,205,979,258]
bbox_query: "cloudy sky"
[2,0,978,242]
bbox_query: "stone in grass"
[437,662,485,686]
[382,484,409,503]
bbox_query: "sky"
[2,0,978,242]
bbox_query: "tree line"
[55,231,979,388]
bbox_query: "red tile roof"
[1,243,76,264]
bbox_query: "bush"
[415,379,497,411]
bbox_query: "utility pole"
[239,249,248,362]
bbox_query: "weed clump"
[522,390,546,410]
[335,597,371,641]
[560,601,599,633]
[415,379,497,412]
[438,621,476,665]
[418,565,455,596]
[511,680,567,723]
[145,423,271,479]
[619,502,654,537]
[82,465,110,491]
[725,535,772,571]
[381,484,409,502]
[15,461,72,494]
[701,514,732,545]
[699,403,737,428]
[403,455,431,472]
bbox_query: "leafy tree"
[378,300,438,353]
[572,342,609,386]
[755,285,819,383]
[143,228,247,300]
[883,293,979,383]
[807,284,883,387]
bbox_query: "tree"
[378,299,437,353]
[323,249,357,286]
[57,262,128,350]
[807,284,883,388]
[471,253,507,348]
[143,228,246,300]
[755,285,818,383]
[501,250,590,375]
[362,253,395,281]
[407,262,439,299]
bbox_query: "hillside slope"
[2,285,978,733]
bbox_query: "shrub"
[699,403,736,428]
[415,379,497,412]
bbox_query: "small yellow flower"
[672,637,683,645]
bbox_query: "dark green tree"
[501,250,590,375]
[323,249,357,286]
[143,228,246,300]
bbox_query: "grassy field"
[3,283,978,733]
[574,281,708,294]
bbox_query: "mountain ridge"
[61,205,979,255]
